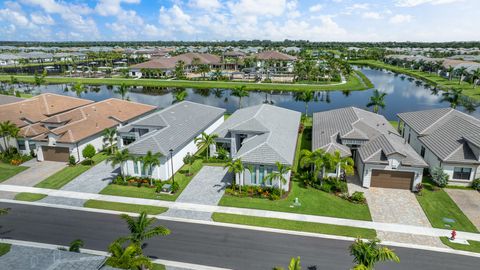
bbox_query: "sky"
[0,0,478,42]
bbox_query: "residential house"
[118,101,225,180]
[253,50,297,73]
[0,93,93,154]
[313,107,427,190]
[397,108,480,186]
[212,104,301,191]
[33,99,156,163]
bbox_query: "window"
[420,146,426,158]
[134,161,139,174]
[139,161,146,176]
[29,141,36,152]
[259,165,264,184]
[407,133,411,144]
[17,139,26,151]
[266,167,273,185]
[122,136,136,146]
[453,167,472,180]
[251,166,257,184]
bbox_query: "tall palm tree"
[471,68,480,89]
[106,239,153,270]
[300,149,331,179]
[115,83,128,100]
[441,88,463,109]
[224,158,245,191]
[142,151,163,186]
[120,211,170,246]
[194,132,218,159]
[456,66,467,85]
[366,89,387,114]
[173,89,188,104]
[231,85,249,109]
[72,82,85,98]
[294,90,315,116]
[103,128,116,154]
[330,150,355,178]
[0,121,19,153]
[349,238,400,270]
[106,149,133,183]
[446,66,455,80]
[264,161,291,197]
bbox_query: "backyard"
[0,163,28,182]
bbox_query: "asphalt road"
[0,202,478,270]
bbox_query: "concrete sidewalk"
[1,184,479,242]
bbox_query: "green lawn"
[212,213,376,238]
[416,181,478,232]
[14,192,47,202]
[100,159,203,201]
[35,152,108,189]
[389,120,399,130]
[440,237,480,253]
[0,73,370,92]
[350,60,480,101]
[84,200,168,215]
[354,70,374,88]
[0,163,28,182]
[0,243,11,257]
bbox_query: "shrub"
[82,144,96,163]
[472,178,480,191]
[320,183,332,193]
[298,123,305,134]
[431,167,449,187]
[415,183,424,195]
[349,191,366,204]
[216,147,229,160]
[171,181,180,193]
[68,155,76,166]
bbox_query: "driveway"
[40,160,118,207]
[162,166,231,221]
[444,189,480,231]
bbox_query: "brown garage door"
[371,170,414,190]
[42,146,70,162]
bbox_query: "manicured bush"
[68,155,76,166]
[431,167,449,188]
[225,185,282,200]
[82,144,96,164]
[472,178,480,191]
[349,191,366,204]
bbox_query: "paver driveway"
[444,189,480,231]
[162,166,231,221]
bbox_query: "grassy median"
[84,200,168,215]
[14,193,47,202]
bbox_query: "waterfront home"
[118,101,225,180]
[253,50,297,73]
[398,108,480,186]
[211,104,301,191]
[33,99,155,162]
[313,107,427,190]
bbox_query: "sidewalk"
[1,184,479,242]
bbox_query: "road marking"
[0,239,232,270]
[1,199,480,258]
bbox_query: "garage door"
[371,170,414,190]
[42,146,70,162]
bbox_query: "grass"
[389,120,399,130]
[14,192,47,202]
[350,60,480,101]
[35,152,108,189]
[0,73,370,92]
[83,200,168,215]
[152,264,166,270]
[100,158,203,201]
[212,213,377,238]
[0,243,11,257]
[440,237,480,253]
[416,181,478,233]
[0,163,28,182]
[354,70,374,88]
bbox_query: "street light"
[169,149,175,185]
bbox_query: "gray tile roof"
[214,104,301,166]
[398,108,480,164]
[126,101,225,155]
[0,94,24,105]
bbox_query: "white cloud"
[395,0,461,7]
[95,0,140,16]
[188,0,222,10]
[348,3,370,10]
[159,5,197,35]
[30,12,54,25]
[309,4,322,12]
[389,14,412,24]
[362,11,382,19]
[0,7,30,27]
[227,0,286,17]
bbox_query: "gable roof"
[254,50,297,61]
[126,101,225,155]
[398,108,480,164]
[214,104,301,165]
[130,52,221,70]
[33,99,156,144]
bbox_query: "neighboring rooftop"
[398,108,480,164]
[0,94,24,105]
[33,98,156,143]
[254,50,297,61]
[214,104,301,165]
[125,101,225,155]
[130,52,221,70]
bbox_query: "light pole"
[169,149,175,185]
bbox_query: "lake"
[6,67,479,120]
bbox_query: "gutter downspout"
[76,142,80,163]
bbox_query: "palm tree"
[115,83,129,100]
[471,68,480,88]
[106,239,153,270]
[300,149,331,179]
[142,151,163,186]
[224,158,245,192]
[330,150,355,178]
[264,162,291,197]
[173,89,188,104]
[294,90,315,116]
[446,65,455,80]
[231,85,249,109]
[366,89,387,114]
[456,66,467,84]
[72,82,85,97]
[68,239,84,252]
[441,88,463,109]
[289,257,301,270]
[103,128,116,154]
[120,211,170,246]
[194,132,218,159]
[106,149,133,183]
[0,121,19,153]
[349,238,400,270]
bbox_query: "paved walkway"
[40,161,118,207]
[445,189,480,230]
[163,166,231,221]
[1,184,480,243]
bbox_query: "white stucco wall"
[441,163,479,186]
[36,133,105,162]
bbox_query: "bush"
[82,144,96,163]
[171,181,180,193]
[472,178,480,191]
[415,183,424,195]
[349,191,366,204]
[431,167,449,187]
[68,155,76,166]
[320,183,332,193]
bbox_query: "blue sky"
[0,0,478,41]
